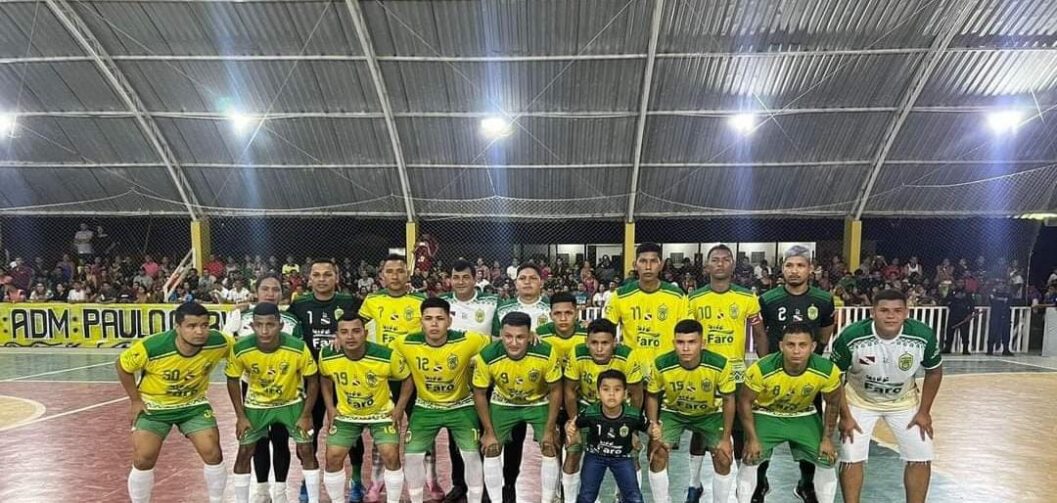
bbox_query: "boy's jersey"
[227,308,303,339]
[359,289,426,347]
[744,353,841,417]
[225,334,318,408]
[493,296,551,336]
[441,290,498,334]
[287,292,359,355]
[118,329,233,411]
[535,321,587,371]
[647,349,734,417]
[566,344,645,407]
[604,280,688,359]
[575,403,648,458]
[758,286,835,350]
[319,342,410,422]
[472,340,563,406]
[830,319,942,412]
[688,284,762,381]
[393,329,491,408]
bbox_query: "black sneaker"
[794,481,819,503]
[962,349,971,355]
[1002,350,1015,356]
[443,486,468,503]
[750,477,769,503]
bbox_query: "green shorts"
[751,413,831,467]
[490,403,549,445]
[405,405,480,454]
[327,419,400,449]
[242,402,312,445]
[134,404,217,440]
[660,410,725,450]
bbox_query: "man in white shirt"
[68,282,88,303]
[505,259,518,280]
[73,223,94,259]
[223,279,253,304]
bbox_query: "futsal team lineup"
[115,243,942,503]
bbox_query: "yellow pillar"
[843,217,862,272]
[190,219,211,272]
[623,221,636,279]
[405,221,418,267]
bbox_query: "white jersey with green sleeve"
[440,290,499,334]
[493,296,551,337]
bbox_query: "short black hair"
[420,296,451,315]
[174,302,209,324]
[636,242,662,257]
[873,288,908,306]
[674,319,703,336]
[781,321,816,341]
[516,262,541,277]
[310,258,338,271]
[501,311,532,330]
[338,310,368,327]
[587,318,617,337]
[707,244,733,259]
[252,303,280,319]
[451,259,474,274]
[384,253,407,265]
[596,369,627,390]
[550,292,577,308]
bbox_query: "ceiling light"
[480,116,513,139]
[987,110,1024,134]
[227,110,256,134]
[728,113,757,135]
[0,113,16,137]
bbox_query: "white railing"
[577,305,1033,353]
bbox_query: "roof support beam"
[42,0,202,220]
[626,0,665,223]
[852,1,979,219]
[344,0,415,222]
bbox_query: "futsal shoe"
[793,481,818,503]
[685,486,704,503]
[365,480,386,503]
[253,482,272,503]
[442,485,468,503]
[426,481,447,502]
[1002,350,1015,356]
[349,480,366,503]
[299,481,309,503]
[271,482,289,503]
[750,477,769,503]
[962,349,971,355]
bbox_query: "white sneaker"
[253,482,273,503]
[272,482,289,503]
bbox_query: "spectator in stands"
[133,268,154,291]
[506,259,518,280]
[281,255,299,276]
[986,282,1015,356]
[68,281,88,303]
[943,281,976,355]
[9,258,33,292]
[828,255,846,282]
[754,259,772,281]
[904,256,923,278]
[574,282,589,306]
[883,257,902,280]
[3,276,26,303]
[1009,266,1025,299]
[1048,267,1057,286]
[356,271,375,291]
[142,254,160,279]
[57,254,75,283]
[223,278,253,304]
[73,223,95,260]
[201,254,223,280]
[475,270,491,291]
[29,282,52,302]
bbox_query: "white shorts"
[839,404,934,463]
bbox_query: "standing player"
[358,254,429,502]
[685,244,768,503]
[493,262,552,503]
[226,304,321,503]
[646,320,737,503]
[561,319,645,503]
[474,312,564,503]
[224,274,303,502]
[736,322,843,503]
[755,246,835,502]
[393,297,491,503]
[536,292,588,371]
[830,289,943,503]
[287,259,360,502]
[441,258,499,503]
[116,302,233,503]
[605,242,689,361]
[320,312,411,503]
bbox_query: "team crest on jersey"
[334,308,344,320]
[447,354,459,371]
[807,305,819,321]
[898,353,913,371]
[528,369,541,382]
[475,309,485,323]
[700,380,712,392]
[404,307,415,321]
[619,425,629,438]
[366,371,379,387]
[802,385,814,396]
[538,315,549,326]
[658,305,669,321]
[279,362,290,375]
[729,304,740,319]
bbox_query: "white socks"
[385,468,405,503]
[325,470,346,502]
[303,469,321,503]
[405,453,426,503]
[540,456,560,503]
[736,464,758,503]
[461,450,484,503]
[814,466,837,503]
[649,469,671,503]
[128,467,154,503]
[562,471,580,503]
[234,472,253,503]
[372,449,385,486]
[711,470,735,503]
[425,452,438,487]
[272,482,288,503]
[203,462,227,503]
[483,456,505,503]
[689,455,705,490]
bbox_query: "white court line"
[0,396,128,433]
[0,360,115,382]
[998,359,1057,371]
[0,395,46,429]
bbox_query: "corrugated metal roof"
[0,3,83,58]
[864,162,1057,214]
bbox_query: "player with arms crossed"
[116,302,234,503]
[830,289,943,503]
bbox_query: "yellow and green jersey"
[647,349,734,417]
[535,321,587,372]
[604,280,689,361]
[393,329,490,409]
[225,334,318,409]
[319,342,411,422]
[118,329,233,411]
[359,289,426,347]
[688,284,762,382]
[744,353,841,417]
[472,340,563,406]
[565,344,645,407]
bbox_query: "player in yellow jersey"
[685,244,768,503]
[605,242,689,361]
[473,312,564,503]
[561,318,645,503]
[116,302,234,503]
[225,303,321,503]
[646,320,737,503]
[392,297,491,503]
[736,322,843,503]
[536,292,587,372]
[320,311,411,503]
